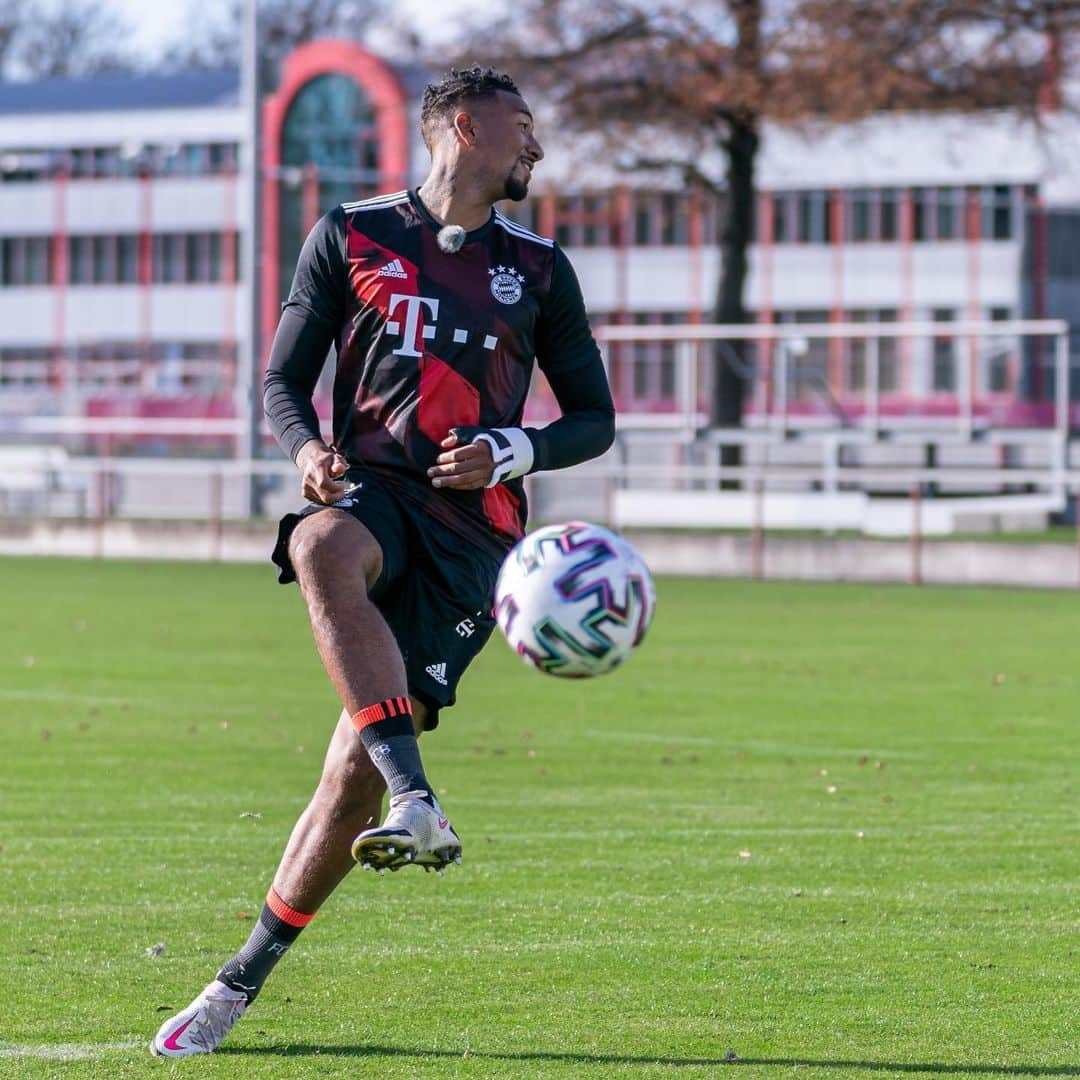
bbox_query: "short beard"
[503,171,529,202]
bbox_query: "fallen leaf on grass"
[239,811,262,820]
[145,943,166,958]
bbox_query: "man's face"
[466,90,544,202]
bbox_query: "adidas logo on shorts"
[425,661,448,685]
[378,257,408,279]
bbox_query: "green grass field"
[1,557,1077,1079]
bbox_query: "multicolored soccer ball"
[494,521,656,678]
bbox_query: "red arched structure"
[261,40,410,373]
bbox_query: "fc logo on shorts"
[489,265,525,305]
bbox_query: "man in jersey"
[151,66,615,1057]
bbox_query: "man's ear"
[452,109,477,148]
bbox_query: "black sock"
[352,696,432,801]
[216,887,315,1003]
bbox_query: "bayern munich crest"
[488,265,525,305]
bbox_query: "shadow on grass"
[221,1044,1079,1075]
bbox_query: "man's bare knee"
[289,511,382,592]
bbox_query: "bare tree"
[0,0,134,80]
[458,0,1080,433]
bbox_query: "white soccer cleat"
[150,979,247,1058]
[351,791,462,872]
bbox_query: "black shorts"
[271,470,500,729]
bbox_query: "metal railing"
[597,318,1073,443]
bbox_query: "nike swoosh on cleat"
[438,818,448,829]
[163,1016,195,1051]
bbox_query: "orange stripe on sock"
[351,697,412,733]
[266,887,316,927]
[351,703,385,730]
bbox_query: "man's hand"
[296,439,350,504]
[427,431,494,490]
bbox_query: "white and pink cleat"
[351,791,462,873]
[150,979,247,1058]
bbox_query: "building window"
[771,193,788,243]
[879,189,898,241]
[912,188,929,241]
[931,307,956,391]
[635,201,653,245]
[985,184,1014,240]
[987,306,1012,392]
[69,235,92,284]
[628,191,693,247]
[660,193,689,245]
[796,191,829,243]
[849,191,872,242]
[936,188,958,240]
[118,235,138,283]
[92,235,111,283]
[25,237,51,285]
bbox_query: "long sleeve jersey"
[263,188,615,558]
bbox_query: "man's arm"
[262,209,351,504]
[427,245,615,491]
[496,244,615,477]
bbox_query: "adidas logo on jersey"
[378,258,408,279]
[425,661,448,685]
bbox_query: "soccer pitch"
[0,557,1076,1079]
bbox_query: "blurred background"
[3,0,1080,585]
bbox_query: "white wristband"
[471,427,535,487]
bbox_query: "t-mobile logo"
[386,293,439,358]
[385,292,499,356]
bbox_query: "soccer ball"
[493,521,656,678]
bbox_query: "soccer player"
[151,66,615,1057]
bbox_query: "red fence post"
[210,470,224,563]
[1075,485,1080,590]
[910,484,923,586]
[94,466,107,560]
[751,477,765,580]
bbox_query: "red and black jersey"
[264,189,615,559]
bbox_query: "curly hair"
[420,66,521,149]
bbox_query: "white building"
[0,42,1077,436]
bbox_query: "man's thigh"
[377,516,501,728]
[272,473,409,595]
